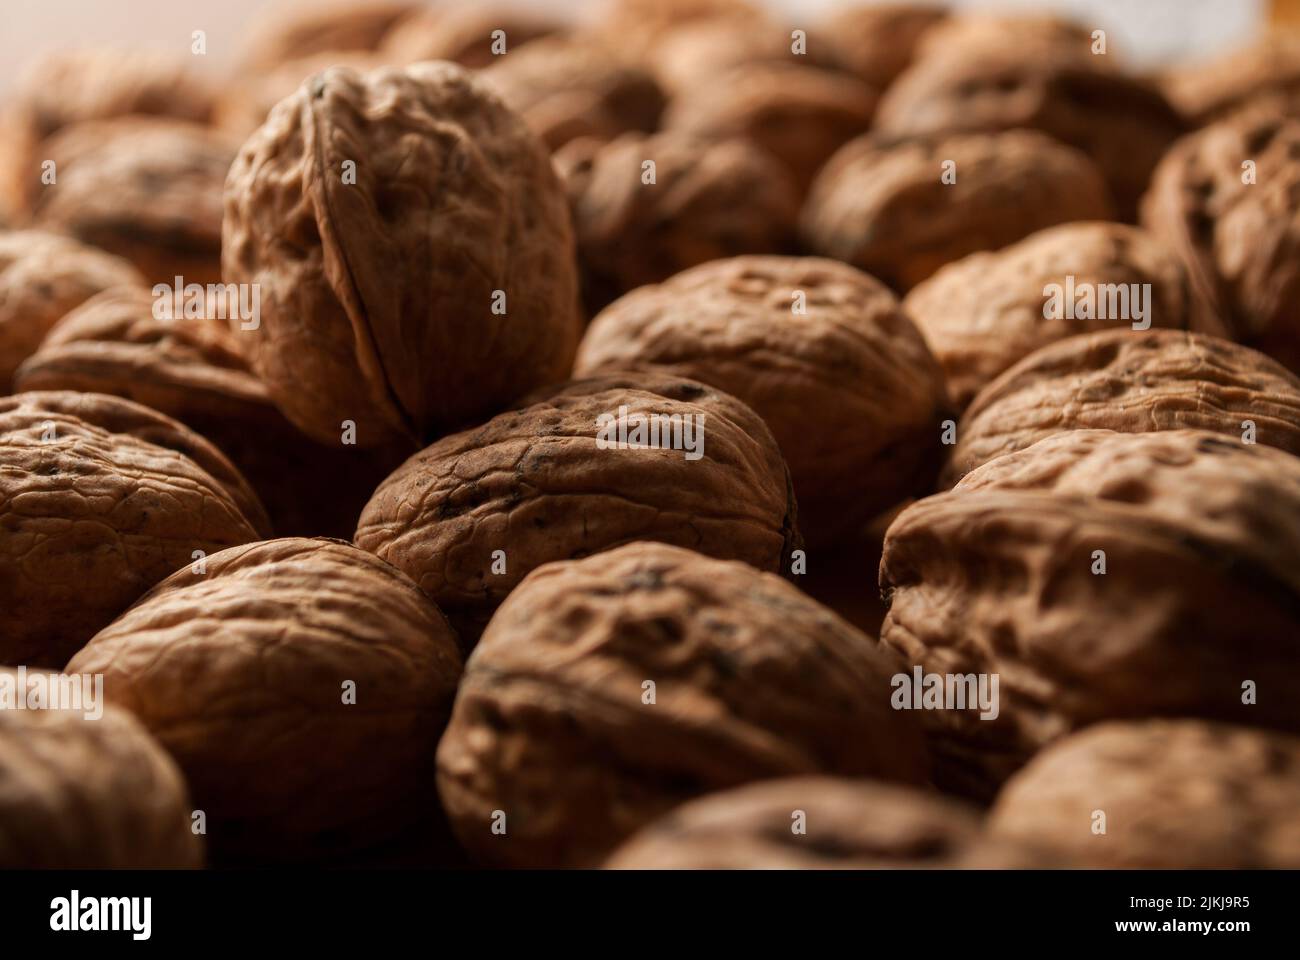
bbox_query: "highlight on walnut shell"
[65,538,465,867]
[942,328,1300,486]
[0,391,267,668]
[354,371,802,643]
[881,429,1300,798]
[435,541,928,868]
[801,129,1113,293]
[574,256,948,546]
[989,720,1300,868]
[604,776,1061,869]
[222,61,582,449]
[0,678,203,869]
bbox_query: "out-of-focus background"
[0,0,1275,92]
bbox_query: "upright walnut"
[881,429,1300,797]
[575,257,948,546]
[436,542,927,868]
[66,538,465,866]
[801,130,1113,292]
[355,372,801,641]
[223,62,581,448]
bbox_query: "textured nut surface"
[881,429,1300,796]
[0,229,143,388]
[238,0,419,70]
[223,61,581,448]
[0,681,202,869]
[818,3,948,90]
[14,286,404,538]
[945,328,1300,485]
[904,222,1204,408]
[575,257,948,545]
[66,538,464,866]
[663,62,876,195]
[1161,33,1300,125]
[605,776,1055,869]
[0,391,265,667]
[990,721,1300,868]
[436,542,927,868]
[30,118,235,286]
[554,132,800,311]
[802,131,1113,292]
[355,372,801,641]
[380,4,563,69]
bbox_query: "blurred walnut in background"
[380,3,563,68]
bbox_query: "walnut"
[574,257,948,546]
[904,222,1210,409]
[380,4,564,69]
[14,286,405,538]
[237,0,420,71]
[914,11,1101,64]
[605,777,1058,869]
[355,371,801,642]
[436,541,927,867]
[0,678,202,869]
[65,538,465,866]
[553,133,800,311]
[1161,32,1300,126]
[591,0,763,63]
[817,3,948,90]
[943,329,1300,486]
[222,62,581,448]
[0,229,143,389]
[0,391,266,667]
[881,429,1300,797]
[802,130,1113,293]
[478,37,666,152]
[29,118,235,286]
[1141,110,1300,372]
[662,62,876,196]
[874,43,1184,220]
[989,720,1300,868]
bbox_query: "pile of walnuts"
[2,0,1299,871]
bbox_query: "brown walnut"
[591,0,763,63]
[913,11,1101,64]
[237,0,420,71]
[1160,32,1300,126]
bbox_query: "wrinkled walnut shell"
[575,256,948,545]
[802,130,1113,293]
[355,371,801,642]
[223,61,581,448]
[436,541,927,868]
[66,538,464,866]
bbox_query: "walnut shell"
[13,286,405,538]
[605,777,1056,869]
[817,3,949,90]
[663,62,876,196]
[355,371,801,642]
[904,222,1207,409]
[436,541,927,867]
[554,132,800,311]
[989,720,1300,868]
[238,0,420,71]
[66,537,464,866]
[1141,110,1300,372]
[0,229,143,389]
[222,62,581,448]
[881,429,1300,797]
[801,130,1114,293]
[0,391,266,667]
[874,44,1184,220]
[0,679,202,868]
[380,4,564,69]
[1161,32,1300,126]
[944,328,1300,486]
[575,257,948,546]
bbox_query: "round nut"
[904,222,1207,409]
[222,62,581,448]
[355,371,801,642]
[575,256,948,546]
[237,0,419,71]
[0,678,202,869]
[605,776,1057,869]
[989,720,1300,868]
[0,391,266,667]
[881,429,1300,797]
[944,328,1300,485]
[436,541,928,868]
[554,132,800,311]
[0,229,143,388]
[66,538,465,866]
[801,130,1113,293]
[817,3,948,90]
[380,4,564,70]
